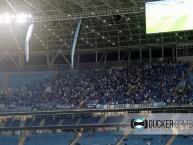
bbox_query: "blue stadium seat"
[24,133,77,145]
[77,132,122,145]
[0,135,19,145]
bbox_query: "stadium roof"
[0,0,193,65]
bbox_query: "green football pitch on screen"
[146,0,193,34]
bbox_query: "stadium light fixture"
[0,13,32,24]
[16,13,28,23]
[103,20,106,23]
[4,13,11,23]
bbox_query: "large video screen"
[146,0,193,34]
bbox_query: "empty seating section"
[8,71,55,88]
[5,118,12,127]
[24,133,77,145]
[79,116,101,124]
[104,116,124,124]
[121,135,170,145]
[12,119,21,127]
[2,116,127,128]
[44,117,60,126]
[5,118,20,127]
[0,135,19,145]
[77,132,122,145]
[171,135,193,145]
[63,117,79,125]
[25,118,41,127]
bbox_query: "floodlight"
[4,14,11,23]
[16,13,28,23]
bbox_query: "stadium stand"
[0,135,19,145]
[104,115,124,124]
[0,62,190,112]
[24,118,41,127]
[63,116,80,125]
[121,135,171,145]
[43,117,60,126]
[23,133,77,145]
[8,71,55,88]
[171,135,193,145]
[76,132,122,145]
[78,116,101,124]
[4,118,21,127]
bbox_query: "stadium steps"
[121,116,129,123]
[70,133,81,145]
[18,137,25,145]
[0,121,5,127]
[39,119,45,127]
[20,121,25,127]
[172,82,181,98]
[188,63,193,77]
[126,84,135,96]
[165,135,176,145]
[172,64,192,99]
[116,135,127,145]
[79,89,89,105]
[98,116,106,125]
[58,119,64,125]
[75,118,81,125]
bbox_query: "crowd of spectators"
[0,61,191,112]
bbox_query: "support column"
[172,47,175,63]
[118,47,120,62]
[149,49,152,63]
[47,52,50,65]
[128,51,131,65]
[162,45,164,58]
[139,47,142,59]
[95,49,98,63]
[104,53,107,67]
[161,33,164,60]
[77,54,80,69]
[19,51,24,66]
